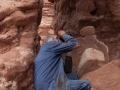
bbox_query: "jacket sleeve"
[48,34,78,54]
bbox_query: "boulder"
[80,26,95,36]
[81,60,120,90]
[77,48,106,77]
[71,35,109,72]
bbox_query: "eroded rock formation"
[81,60,120,90]
[49,0,120,60]
[47,0,120,89]
[38,0,54,46]
[0,0,42,90]
[72,35,109,72]
[77,48,106,78]
[1,0,119,89]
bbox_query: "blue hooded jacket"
[34,34,78,90]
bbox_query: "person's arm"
[48,31,79,54]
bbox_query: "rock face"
[80,26,95,36]
[77,48,106,77]
[70,35,109,72]
[49,0,120,60]
[38,0,120,89]
[81,60,120,90]
[0,0,42,90]
[38,0,54,46]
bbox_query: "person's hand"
[58,30,65,37]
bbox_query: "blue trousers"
[67,72,79,80]
[67,72,91,90]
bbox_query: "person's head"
[44,34,60,44]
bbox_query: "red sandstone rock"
[80,26,95,36]
[76,0,96,13]
[38,1,53,46]
[37,1,120,90]
[37,0,120,90]
[81,60,120,90]
[77,48,106,77]
[50,0,120,60]
[48,0,54,3]
[0,0,42,90]
[71,35,109,72]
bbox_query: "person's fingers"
[58,30,65,36]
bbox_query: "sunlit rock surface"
[71,35,109,72]
[81,60,120,90]
[0,0,42,90]
[38,0,54,46]
[77,48,106,77]
[37,0,120,90]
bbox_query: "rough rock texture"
[38,0,54,46]
[80,26,95,36]
[0,0,42,90]
[36,0,120,89]
[49,0,120,60]
[81,60,120,90]
[70,35,109,72]
[77,48,106,77]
